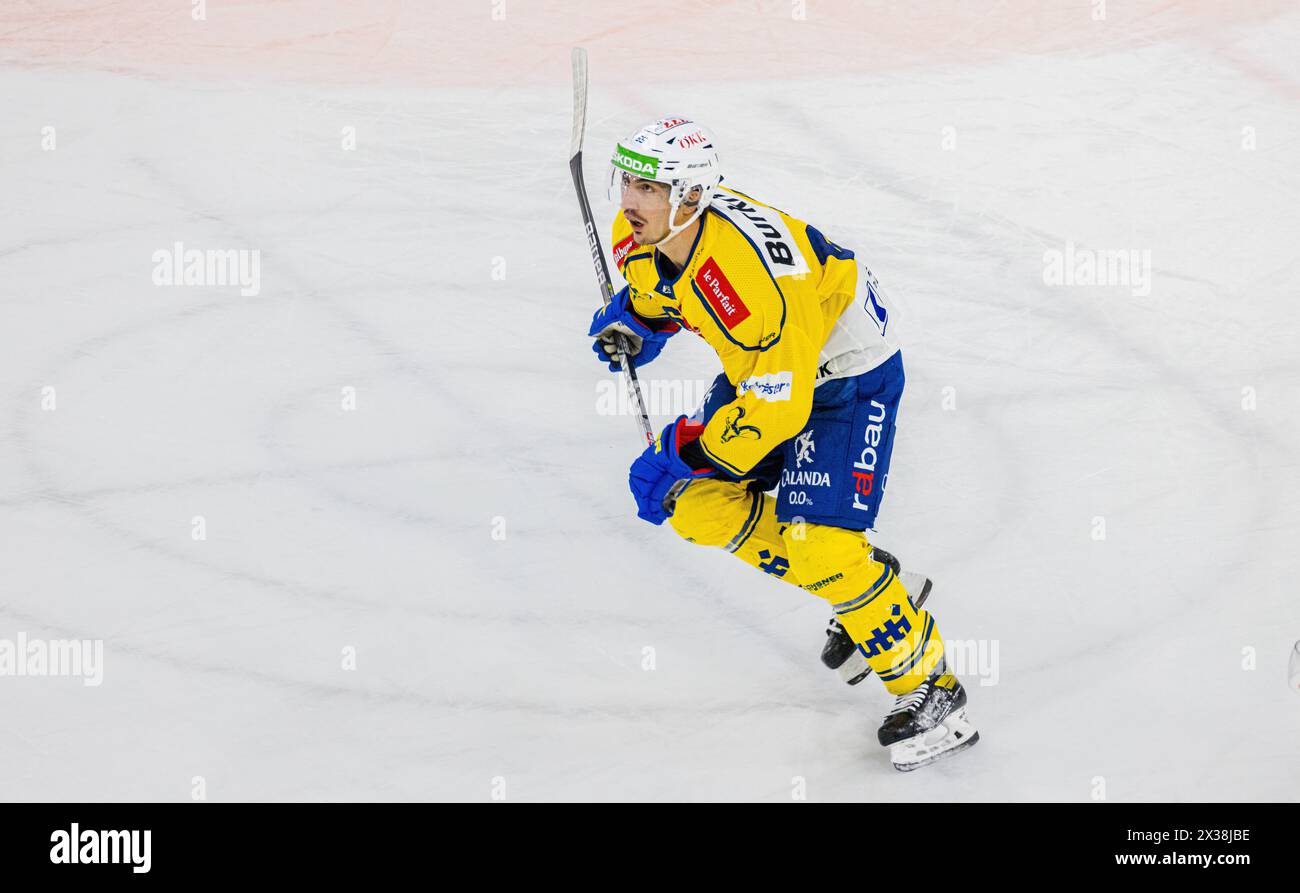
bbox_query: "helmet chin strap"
[654,185,706,244]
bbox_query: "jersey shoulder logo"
[694,257,750,329]
[612,233,637,270]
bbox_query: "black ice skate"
[820,547,933,685]
[877,658,978,771]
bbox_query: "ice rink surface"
[1,1,1298,801]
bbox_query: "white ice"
[1,1,1298,801]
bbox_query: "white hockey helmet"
[610,117,721,241]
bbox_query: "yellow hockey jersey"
[611,185,899,477]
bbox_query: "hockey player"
[586,118,978,771]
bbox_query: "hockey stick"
[570,47,655,448]
[570,48,690,510]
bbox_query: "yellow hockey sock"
[783,524,944,694]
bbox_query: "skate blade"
[889,708,979,772]
[839,574,934,686]
[839,651,872,685]
[899,572,933,609]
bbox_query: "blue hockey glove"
[628,416,716,525]
[589,286,678,372]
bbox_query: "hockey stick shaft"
[570,47,655,448]
[571,48,689,511]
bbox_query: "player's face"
[619,174,671,244]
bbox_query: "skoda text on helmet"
[610,117,722,243]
